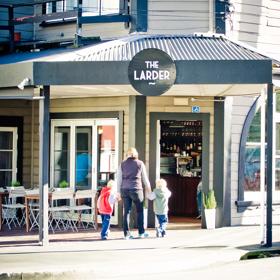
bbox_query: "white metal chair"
[70,189,97,230]
[2,186,26,229]
[25,189,40,231]
[48,188,77,233]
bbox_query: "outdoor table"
[25,191,52,232]
[25,190,99,232]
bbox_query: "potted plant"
[202,189,217,229]
[58,180,69,189]
[11,180,21,187]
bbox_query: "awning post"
[260,90,266,244]
[266,83,274,247]
[39,86,50,246]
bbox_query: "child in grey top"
[148,178,171,237]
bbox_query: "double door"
[50,119,119,223]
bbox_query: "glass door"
[75,126,92,190]
[53,126,70,188]
[96,119,119,224]
[51,120,96,190]
[51,119,119,223]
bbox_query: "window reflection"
[97,125,116,188]
[54,127,70,187]
[0,131,13,150]
[244,145,261,192]
[75,127,92,190]
[0,131,14,187]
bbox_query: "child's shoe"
[138,232,149,238]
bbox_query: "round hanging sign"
[128,48,176,96]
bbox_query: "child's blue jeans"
[156,214,168,237]
[101,214,111,239]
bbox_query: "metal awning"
[0,34,274,98]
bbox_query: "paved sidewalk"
[0,225,279,279]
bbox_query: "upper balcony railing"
[0,0,130,53]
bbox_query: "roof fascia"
[32,59,272,86]
[175,60,272,84]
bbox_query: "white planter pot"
[204,208,216,229]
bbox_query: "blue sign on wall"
[192,106,200,113]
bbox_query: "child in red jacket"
[97,180,120,240]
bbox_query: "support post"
[266,83,274,247]
[128,96,146,160]
[8,6,15,53]
[213,97,232,227]
[39,86,50,246]
[130,0,147,32]
[260,91,266,244]
[75,0,83,47]
[128,96,147,227]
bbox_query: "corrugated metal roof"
[72,34,269,62]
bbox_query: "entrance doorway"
[149,112,210,229]
[159,120,202,227]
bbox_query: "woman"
[117,147,152,239]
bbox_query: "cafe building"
[0,33,277,245]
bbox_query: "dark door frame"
[149,112,210,228]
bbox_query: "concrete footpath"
[0,225,279,279]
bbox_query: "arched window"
[238,93,280,210]
[243,109,261,192]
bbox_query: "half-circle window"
[238,92,280,203]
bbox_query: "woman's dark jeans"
[121,189,144,236]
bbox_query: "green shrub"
[11,180,21,187]
[58,180,69,188]
[203,190,217,209]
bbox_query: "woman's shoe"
[124,234,134,240]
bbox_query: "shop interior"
[160,120,202,227]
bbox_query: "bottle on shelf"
[196,155,200,167]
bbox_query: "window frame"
[42,0,122,16]
[0,127,18,186]
[50,117,120,224]
[238,97,261,203]
[237,95,280,212]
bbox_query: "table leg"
[25,197,30,232]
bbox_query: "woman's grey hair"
[126,147,138,159]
